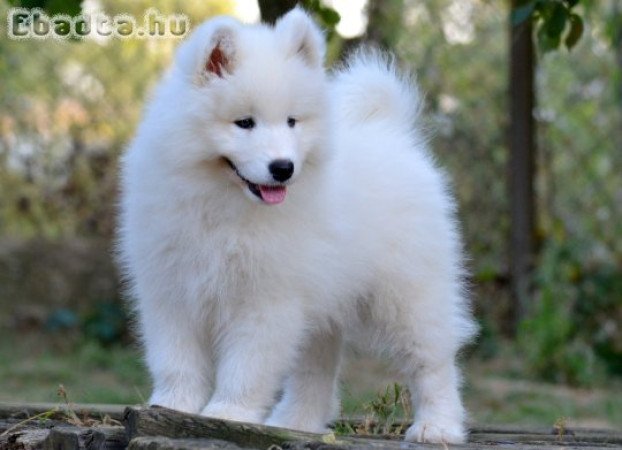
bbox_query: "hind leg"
[371,280,475,444]
[265,327,343,433]
[405,359,466,443]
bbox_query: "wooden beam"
[124,406,337,449]
[4,404,622,449]
[128,436,245,450]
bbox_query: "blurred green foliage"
[46,302,129,345]
[391,0,621,382]
[7,0,81,15]
[512,0,584,52]
[0,0,231,238]
[302,0,340,31]
[520,237,622,385]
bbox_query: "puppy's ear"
[175,17,239,84]
[203,27,236,78]
[275,7,325,68]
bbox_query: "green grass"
[340,352,622,430]
[341,382,622,430]
[2,331,621,431]
[0,334,149,404]
[463,363,622,428]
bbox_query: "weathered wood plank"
[127,436,620,450]
[0,428,50,450]
[1,419,126,450]
[124,406,338,449]
[125,408,445,450]
[291,444,616,450]
[469,432,622,446]
[3,403,621,449]
[0,403,127,422]
[1,418,64,450]
[125,406,622,449]
[334,418,622,446]
[470,424,622,440]
[128,437,248,450]
[45,426,127,450]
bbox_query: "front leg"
[201,301,305,424]
[139,300,212,414]
[265,327,343,433]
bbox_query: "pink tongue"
[259,185,287,204]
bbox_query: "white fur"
[118,8,476,444]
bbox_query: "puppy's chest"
[193,229,289,296]
[199,232,256,279]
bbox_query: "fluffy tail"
[331,49,422,126]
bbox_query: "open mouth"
[224,158,287,205]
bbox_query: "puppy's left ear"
[275,7,326,68]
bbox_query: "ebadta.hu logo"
[6,7,190,39]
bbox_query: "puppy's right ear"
[175,17,239,84]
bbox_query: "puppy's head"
[172,8,328,205]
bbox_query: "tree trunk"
[613,3,622,143]
[509,0,536,331]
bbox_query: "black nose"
[269,159,294,182]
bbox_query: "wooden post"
[509,0,536,331]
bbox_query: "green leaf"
[565,13,584,50]
[537,24,560,53]
[563,0,580,8]
[511,1,536,26]
[319,8,340,26]
[545,2,568,38]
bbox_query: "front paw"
[201,401,263,424]
[405,420,466,444]
[149,392,203,414]
[265,414,329,434]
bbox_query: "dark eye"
[287,117,296,128]
[234,117,255,129]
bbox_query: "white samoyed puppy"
[119,7,476,444]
